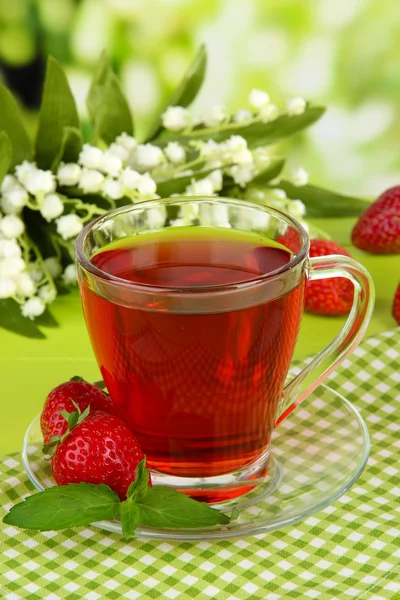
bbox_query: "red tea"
[81,227,306,478]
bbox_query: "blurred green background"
[1,0,400,196]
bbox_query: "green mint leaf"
[120,501,141,539]
[146,44,207,141]
[35,57,81,170]
[0,84,33,168]
[51,126,83,171]
[0,131,12,184]
[0,299,45,339]
[136,486,231,529]
[154,106,325,149]
[126,458,150,501]
[3,483,120,531]
[87,52,134,144]
[273,181,370,218]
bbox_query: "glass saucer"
[22,383,369,541]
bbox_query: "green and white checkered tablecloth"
[0,330,399,599]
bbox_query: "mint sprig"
[3,459,235,538]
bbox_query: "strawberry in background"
[352,185,400,326]
[305,239,354,316]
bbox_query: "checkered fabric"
[0,330,400,599]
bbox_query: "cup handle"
[275,254,375,426]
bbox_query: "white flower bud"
[115,133,137,152]
[24,170,56,196]
[137,174,157,197]
[103,178,124,200]
[101,150,123,176]
[147,207,166,229]
[21,297,46,319]
[56,214,83,240]
[208,169,223,192]
[227,136,253,166]
[0,256,25,278]
[39,284,56,304]
[1,174,19,193]
[203,105,227,127]
[290,167,309,187]
[234,109,253,123]
[162,106,191,132]
[63,264,78,285]
[28,263,43,283]
[133,144,165,171]
[0,278,17,298]
[274,189,287,200]
[57,163,81,187]
[121,168,141,190]
[78,144,104,169]
[249,89,270,110]
[0,215,25,239]
[260,103,279,123]
[187,178,214,196]
[1,187,29,214]
[286,97,306,116]
[40,193,64,222]
[200,203,231,228]
[231,165,254,187]
[15,162,37,187]
[0,239,21,259]
[107,143,129,163]
[16,272,35,297]
[164,142,186,164]
[290,200,307,219]
[79,169,105,193]
[44,257,62,279]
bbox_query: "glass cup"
[75,197,374,503]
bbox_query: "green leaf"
[68,411,80,430]
[87,52,134,144]
[154,106,325,149]
[156,167,215,198]
[0,131,12,184]
[0,299,45,339]
[146,44,207,141]
[120,501,141,538]
[273,181,370,218]
[34,309,59,329]
[0,84,32,167]
[70,376,85,382]
[251,160,285,185]
[126,458,150,501]
[3,483,120,531]
[35,57,80,170]
[93,379,107,390]
[137,486,230,529]
[51,126,83,171]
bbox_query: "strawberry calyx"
[42,400,91,457]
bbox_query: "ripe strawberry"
[51,411,149,500]
[305,239,354,316]
[41,379,113,444]
[393,282,400,326]
[352,186,400,254]
[276,227,301,253]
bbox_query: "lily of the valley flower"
[164,142,186,164]
[286,97,306,116]
[0,215,25,239]
[115,133,137,152]
[291,167,309,187]
[78,144,104,170]
[0,256,25,278]
[0,278,17,299]
[121,167,141,190]
[39,284,56,304]
[21,297,46,319]
[0,239,21,259]
[249,89,270,110]
[103,178,124,200]
[137,174,157,197]
[1,187,29,214]
[43,257,62,279]
[63,264,78,285]
[40,194,64,222]
[24,169,56,197]
[56,214,83,240]
[162,106,191,132]
[57,163,81,187]
[133,144,165,171]
[16,272,35,296]
[203,105,227,128]
[79,169,105,194]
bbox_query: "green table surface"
[1,218,399,455]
